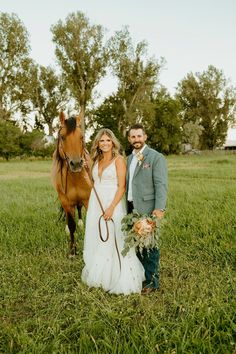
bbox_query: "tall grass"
[0,153,235,353]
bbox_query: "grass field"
[0,153,235,353]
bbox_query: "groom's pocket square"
[142,163,151,169]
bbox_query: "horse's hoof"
[65,225,70,235]
[78,219,83,228]
[68,253,76,259]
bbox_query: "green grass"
[0,153,235,353]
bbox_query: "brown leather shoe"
[141,287,159,295]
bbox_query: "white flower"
[136,152,144,166]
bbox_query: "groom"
[126,123,168,295]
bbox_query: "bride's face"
[98,134,113,153]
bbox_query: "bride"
[82,128,144,295]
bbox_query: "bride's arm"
[103,156,126,221]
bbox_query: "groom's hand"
[152,209,165,219]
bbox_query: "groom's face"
[128,128,147,151]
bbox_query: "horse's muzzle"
[69,158,84,172]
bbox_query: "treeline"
[0,12,236,159]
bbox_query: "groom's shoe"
[141,287,159,295]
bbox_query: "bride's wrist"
[110,202,116,209]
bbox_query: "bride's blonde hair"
[90,128,121,166]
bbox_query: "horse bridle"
[58,124,86,195]
[58,124,86,170]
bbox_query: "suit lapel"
[133,146,149,178]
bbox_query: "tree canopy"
[31,65,70,135]
[0,12,34,122]
[51,11,108,121]
[176,65,236,149]
[107,27,163,138]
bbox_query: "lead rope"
[84,163,122,273]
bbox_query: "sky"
[1,0,236,98]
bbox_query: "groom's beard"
[132,142,144,149]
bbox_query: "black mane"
[65,116,77,134]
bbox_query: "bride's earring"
[112,146,115,157]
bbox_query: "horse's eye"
[61,135,66,141]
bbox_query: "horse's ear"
[59,111,66,126]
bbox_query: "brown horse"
[52,111,92,256]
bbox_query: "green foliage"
[182,121,204,148]
[176,65,236,149]
[19,129,55,157]
[0,13,35,122]
[0,120,55,159]
[146,88,182,154]
[0,155,235,353]
[88,94,129,151]
[121,209,161,256]
[0,120,22,159]
[31,65,71,135]
[107,27,162,137]
[51,11,108,115]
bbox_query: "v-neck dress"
[82,159,145,295]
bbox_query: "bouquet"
[121,209,161,256]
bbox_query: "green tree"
[145,88,182,154]
[51,11,108,126]
[88,94,128,151]
[182,122,203,149]
[108,27,162,138]
[31,65,71,135]
[0,12,34,122]
[0,120,22,160]
[19,129,55,157]
[176,65,236,149]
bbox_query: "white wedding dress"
[82,159,145,295]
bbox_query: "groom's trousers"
[127,201,160,289]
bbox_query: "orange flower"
[133,218,156,237]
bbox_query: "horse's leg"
[66,208,77,257]
[77,204,83,228]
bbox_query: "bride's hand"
[103,205,115,221]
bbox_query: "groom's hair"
[128,123,146,136]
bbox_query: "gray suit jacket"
[126,145,167,214]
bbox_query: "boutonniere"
[136,152,144,166]
[142,163,150,169]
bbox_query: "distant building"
[224,125,236,149]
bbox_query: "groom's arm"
[152,153,168,213]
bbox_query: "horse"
[52,111,92,256]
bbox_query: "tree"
[0,13,34,122]
[88,94,128,151]
[0,120,21,160]
[176,65,236,149]
[19,129,55,157]
[51,11,108,125]
[31,65,71,135]
[107,27,163,138]
[182,122,203,149]
[145,88,182,154]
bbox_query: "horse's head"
[57,111,85,173]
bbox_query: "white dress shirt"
[127,145,146,202]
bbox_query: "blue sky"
[1,0,236,97]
